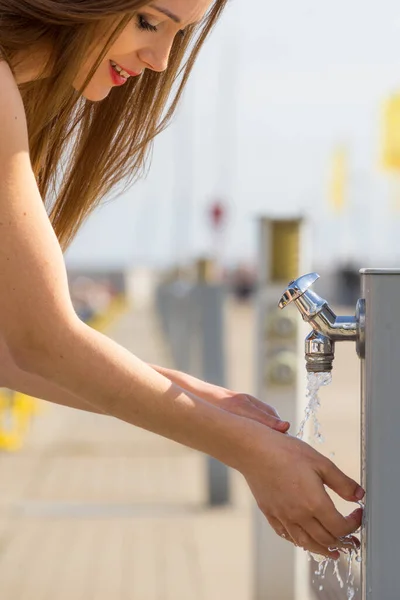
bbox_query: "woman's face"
[74,0,213,101]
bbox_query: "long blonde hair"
[0,0,227,248]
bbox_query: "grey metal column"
[198,283,230,506]
[360,269,400,600]
[155,278,229,506]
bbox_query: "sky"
[65,0,400,271]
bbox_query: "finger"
[236,400,290,432]
[316,500,364,540]
[285,524,340,560]
[245,397,290,432]
[305,518,360,552]
[260,413,290,432]
[271,516,343,559]
[303,518,342,549]
[246,395,285,420]
[319,457,365,503]
[268,516,294,543]
[338,508,364,539]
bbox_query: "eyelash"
[137,14,158,33]
[136,14,187,39]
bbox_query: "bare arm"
[150,364,224,401]
[0,335,105,414]
[0,350,288,430]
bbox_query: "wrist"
[227,415,276,473]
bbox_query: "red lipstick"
[109,61,142,86]
[121,66,142,77]
[109,62,127,86]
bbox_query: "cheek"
[108,22,139,57]
[72,58,110,99]
[78,40,113,81]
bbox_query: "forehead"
[149,0,214,26]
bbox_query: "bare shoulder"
[0,60,29,158]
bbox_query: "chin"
[72,77,112,102]
[82,91,111,102]
[81,84,112,102]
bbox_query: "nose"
[138,38,174,73]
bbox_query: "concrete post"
[253,217,311,600]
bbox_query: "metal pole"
[198,283,230,506]
[360,269,400,599]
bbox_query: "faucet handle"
[278,272,320,309]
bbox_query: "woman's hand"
[238,422,364,559]
[209,387,290,433]
[149,364,290,433]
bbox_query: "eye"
[136,14,158,33]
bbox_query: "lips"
[111,60,141,77]
[121,65,142,77]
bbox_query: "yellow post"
[329,145,347,213]
[382,93,400,171]
[270,220,301,283]
[380,93,400,210]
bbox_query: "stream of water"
[300,372,362,599]
[297,372,332,443]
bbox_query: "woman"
[0,0,363,562]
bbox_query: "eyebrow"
[149,4,182,24]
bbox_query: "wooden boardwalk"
[0,298,361,599]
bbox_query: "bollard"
[155,277,230,506]
[253,217,311,600]
[197,283,230,506]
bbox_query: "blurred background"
[1,0,399,598]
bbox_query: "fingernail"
[355,486,365,500]
[331,551,340,560]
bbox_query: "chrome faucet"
[278,273,365,372]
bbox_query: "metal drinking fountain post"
[279,268,400,599]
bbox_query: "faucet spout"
[278,272,365,373]
[305,331,335,372]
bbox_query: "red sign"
[209,200,226,230]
